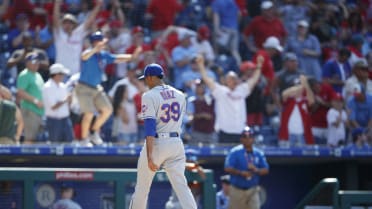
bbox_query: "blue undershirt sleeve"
[144,118,156,137]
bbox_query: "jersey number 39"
[160,102,180,123]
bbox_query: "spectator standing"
[343,59,372,101]
[16,53,44,144]
[107,20,131,79]
[243,1,287,53]
[278,0,310,38]
[216,175,230,209]
[53,0,102,75]
[286,20,322,81]
[252,36,283,109]
[241,61,266,127]
[0,85,23,144]
[186,81,216,145]
[278,75,315,147]
[322,48,352,94]
[7,13,34,53]
[112,84,138,144]
[275,53,303,94]
[75,31,140,145]
[252,36,282,87]
[309,79,336,145]
[224,126,269,209]
[109,68,141,101]
[212,0,241,65]
[197,55,263,144]
[7,32,49,78]
[327,93,348,147]
[171,31,197,89]
[42,64,74,144]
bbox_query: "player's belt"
[155,132,179,138]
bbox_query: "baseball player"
[129,63,197,209]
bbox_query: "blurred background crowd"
[0,0,372,148]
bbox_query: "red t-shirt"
[310,83,336,128]
[252,49,275,81]
[146,0,183,31]
[243,16,286,48]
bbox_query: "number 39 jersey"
[141,84,186,134]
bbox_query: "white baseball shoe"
[79,138,94,147]
[90,132,104,145]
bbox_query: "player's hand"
[148,159,159,172]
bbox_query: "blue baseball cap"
[89,31,104,43]
[241,126,256,138]
[138,63,164,79]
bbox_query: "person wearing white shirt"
[107,20,132,78]
[327,93,348,147]
[42,64,74,143]
[108,69,140,100]
[53,0,102,74]
[343,59,372,101]
[196,55,263,143]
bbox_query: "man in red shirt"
[243,1,286,53]
[308,79,337,145]
[252,36,282,97]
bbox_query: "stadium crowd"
[0,0,372,148]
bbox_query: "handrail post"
[294,178,339,209]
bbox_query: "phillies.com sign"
[55,171,94,180]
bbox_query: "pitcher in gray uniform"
[129,63,197,209]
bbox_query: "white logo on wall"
[36,184,56,208]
